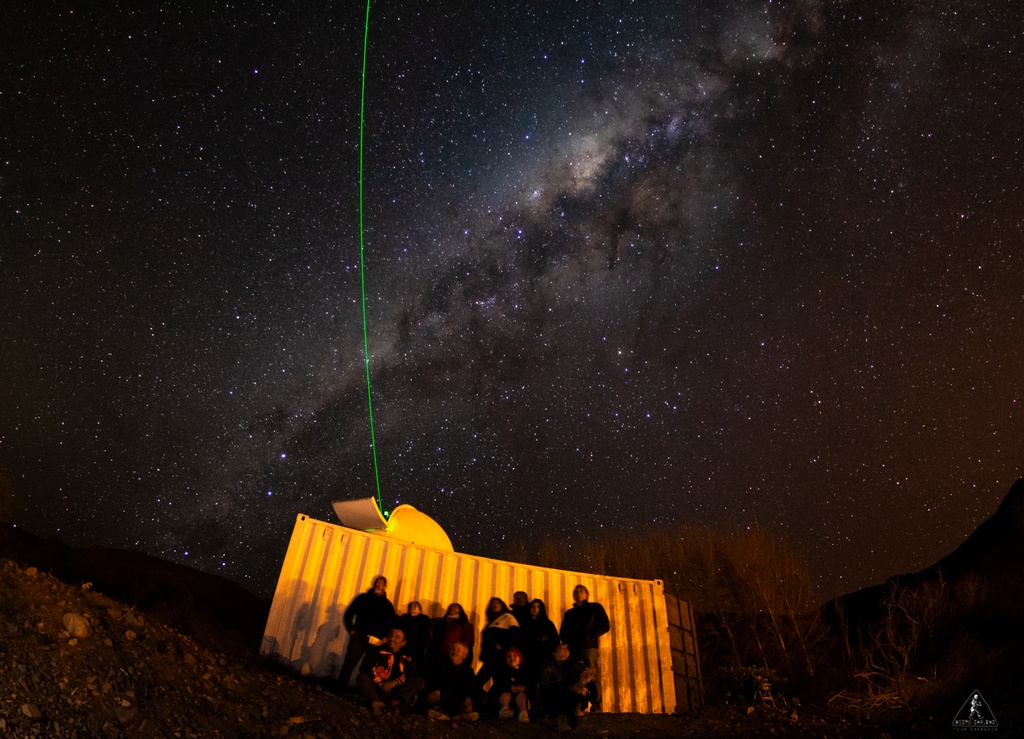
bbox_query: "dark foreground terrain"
[0,538,966,738]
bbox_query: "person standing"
[558,585,609,711]
[520,598,559,703]
[426,602,475,669]
[510,590,530,625]
[337,575,395,689]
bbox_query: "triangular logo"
[952,689,998,730]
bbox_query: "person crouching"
[422,641,480,721]
[355,627,425,712]
[541,642,592,730]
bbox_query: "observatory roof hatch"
[332,497,454,552]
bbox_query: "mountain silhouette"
[934,477,1024,578]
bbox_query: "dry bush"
[853,576,945,708]
[725,528,821,676]
[950,572,987,613]
[504,524,825,682]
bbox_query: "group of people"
[336,576,610,729]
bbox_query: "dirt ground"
[0,556,961,737]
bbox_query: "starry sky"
[2,1,1022,599]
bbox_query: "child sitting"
[487,647,530,722]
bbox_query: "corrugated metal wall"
[261,514,681,714]
[665,592,704,713]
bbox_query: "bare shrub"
[503,524,825,681]
[950,572,987,614]
[727,528,821,675]
[854,575,946,707]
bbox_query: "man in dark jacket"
[337,575,395,689]
[510,590,531,626]
[355,626,425,711]
[558,585,610,711]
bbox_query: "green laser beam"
[359,0,384,514]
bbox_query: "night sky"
[2,1,1022,599]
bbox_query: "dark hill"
[935,477,1024,577]
[826,477,1024,641]
[822,478,1024,728]
[0,524,269,662]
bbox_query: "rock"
[21,703,43,720]
[286,715,321,726]
[125,629,138,641]
[63,613,93,638]
[115,704,140,725]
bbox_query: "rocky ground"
[0,557,960,738]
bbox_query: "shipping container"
[261,512,702,714]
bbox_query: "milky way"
[2,1,1022,597]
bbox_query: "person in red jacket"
[426,602,475,671]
